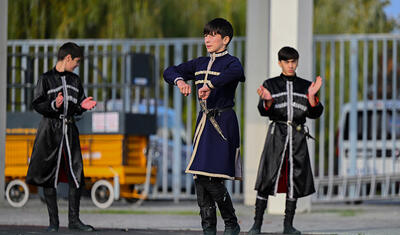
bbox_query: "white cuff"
[174,77,184,85]
[51,100,58,111]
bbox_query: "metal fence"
[7,34,400,203]
[312,34,400,202]
[6,38,246,201]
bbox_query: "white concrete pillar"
[244,0,270,206]
[244,0,314,214]
[0,0,8,206]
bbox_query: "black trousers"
[195,175,238,231]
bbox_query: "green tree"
[314,0,398,34]
[8,0,246,39]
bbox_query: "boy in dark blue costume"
[26,42,96,232]
[248,47,323,234]
[164,18,245,235]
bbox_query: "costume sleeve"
[75,79,87,116]
[306,95,323,119]
[163,59,197,85]
[207,58,245,89]
[32,76,60,116]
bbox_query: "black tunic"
[26,68,87,189]
[254,74,323,198]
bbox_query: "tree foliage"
[314,0,398,34]
[8,0,246,39]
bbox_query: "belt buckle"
[59,114,65,119]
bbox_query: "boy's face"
[204,33,230,53]
[64,54,81,72]
[278,59,298,76]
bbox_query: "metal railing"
[312,34,400,202]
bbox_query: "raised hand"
[81,97,97,110]
[198,84,211,100]
[257,85,272,101]
[176,80,191,96]
[308,76,322,97]
[56,92,64,108]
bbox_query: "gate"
[312,34,400,202]
[6,38,245,202]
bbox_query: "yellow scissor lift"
[5,110,157,209]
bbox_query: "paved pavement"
[0,196,399,235]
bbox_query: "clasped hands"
[177,80,210,100]
[55,92,97,110]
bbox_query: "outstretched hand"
[257,85,272,101]
[55,92,64,108]
[198,85,211,100]
[81,97,97,110]
[308,76,322,97]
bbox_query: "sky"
[384,0,400,18]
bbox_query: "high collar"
[210,50,228,58]
[53,67,68,77]
[280,73,296,82]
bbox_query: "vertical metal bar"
[93,44,98,101]
[338,40,345,176]
[185,44,193,195]
[348,39,359,199]
[34,45,39,86]
[327,41,335,197]
[349,39,358,176]
[173,43,183,202]
[162,44,169,194]
[111,45,117,106]
[311,40,317,174]
[381,40,388,184]
[123,44,130,113]
[154,45,160,113]
[20,45,29,112]
[43,45,48,72]
[196,43,202,114]
[52,44,57,69]
[102,44,108,103]
[11,45,16,112]
[391,40,397,178]
[362,40,369,197]
[84,45,89,96]
[371,40,378,197]
[318,41,326,178]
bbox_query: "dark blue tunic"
[163,51,245,180]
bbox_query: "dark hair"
[278,46,299,61]
[203,18,233,45]
[57,42,83,61]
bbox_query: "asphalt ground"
[0,196,399,235]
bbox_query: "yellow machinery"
[5,112,157,208]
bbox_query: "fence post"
[349,39,359,198]
[173,43,183,203]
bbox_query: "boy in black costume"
[248,47,323,234]
[26,42,96,232]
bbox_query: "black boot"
[216,192,240,235]
[283,199,301,234]
[68,186,95,231]
[248,197,268,234]
[200,206,217,235]
[43,187,59,232]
